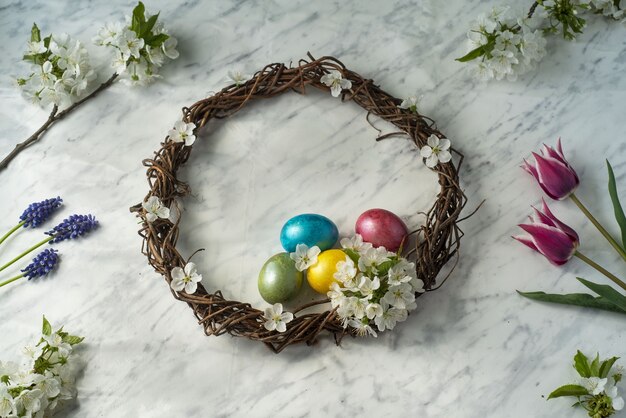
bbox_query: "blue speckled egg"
[280,214,338,252]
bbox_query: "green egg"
[258,253,303,304]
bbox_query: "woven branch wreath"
[130,54,467,353]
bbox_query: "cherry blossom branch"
[0,73,118,172]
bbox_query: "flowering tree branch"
[0,73,118,172]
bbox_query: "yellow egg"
[307,249,348,294]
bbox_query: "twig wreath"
[130,54,468,353]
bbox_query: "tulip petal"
[540,198,579,241]
[532,153,579,200]
[522,159,538,178]
[518,223,576,265]
[513,234,538,252]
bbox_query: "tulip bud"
[522,138,579,200]
[514,199,579,266]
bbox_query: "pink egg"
[355,209,409,252]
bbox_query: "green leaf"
[574,350,592,378]
[599,356,620,378]
[577,278,626,312]
[343,248,360,265]
[132,1,146,34]
[62,334,84,345]
[145,33,169,47]
[31,23,41,42]
[548,384,589,400]
[590,353,600,377]
[43,35,51,49]
[455,45,485,62]
[606,160,626,250]
[517,291,626,314]
[142,12,159,38]
[42,316,52,336]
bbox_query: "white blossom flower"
[387,266,412,286]
[398,95,421,113]
[494,30,521,52]
[290,244,321,272]
[170,262,202,294]
[357,276,380,299]
[0,360,18,379]
[519,30,546,63]
[162,37,179,60]
[490,48,519,80]
[33,61,56,88]
[15,388,43,416]
[469,13,497,34]
[21,343,43,369]
[606,384,624,411]
[26,40,47,55]
[37,373,61,398]
[320,70,352,97]
[146,45,166,67]
[470,61,495,82]
[43,333,71,357]
[142,196,170,223]
[226,70,250,86]
[365,302,383,319]
[382,283,416,309]
[348,319,377,337]
[327,282,346,308]
[168,120,197,146]
[374,302,408,331]
[420,134,451,168]
[0,385,16,417]
[581,377,608,395]
[357,246,391,273]
[118,29,144,59]
[93,21,125,46]
[350,297,369,319]
[340,234,372,253]
[333,256,357,286]
[263,303,294,332]
[411,277,426,293]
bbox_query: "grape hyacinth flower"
[514,199,579,266]
[0,197,63,246]
[0,249,59,288]
[0,214,98,275]
[45,214,99,243]
[522,138,579,201]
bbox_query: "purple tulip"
[514,199,579,266]
[522,138,579,200]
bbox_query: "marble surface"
[1,0,626,417]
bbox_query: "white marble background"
[1,0,626,416]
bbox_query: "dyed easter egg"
[355,208,408,252]
[306,249,348,294]
[258,253,303,304]
[280,214,338,253]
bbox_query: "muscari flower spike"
[21,248,59,280]
[19,197,63,228]
[46,214,99,244]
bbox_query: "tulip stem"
[570,193,626,263]
[0,273,25,288]
[574,251,626,292]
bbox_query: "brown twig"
[130,55,469,353]
[0,73,118,172]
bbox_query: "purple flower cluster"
[46,214,99,243]
[22,248,59,280]
[19,197,63,228]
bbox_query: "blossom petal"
[438,150,451,163]
[185,281,198,294]
[420,146,432,158]
[281,312,293,322]
[185,135,196,146]
[614,396,624,411]
[427,134,439,148]
[145,212,157,223]
[170,278,185,291]
[276,321,287,332]
[184,262,197,276]
[272,303,283,315]
[171,267,185,281]
[425,154,438,168]
[330,84,342,97]
[438,138,451,150]
[263,320,276,331]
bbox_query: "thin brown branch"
[0,73,118,172]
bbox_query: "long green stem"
[0,236,53,273]
[570,193,626,263]
[575,251,626,292]
[0,221,25,246]
[0,273,25,288]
